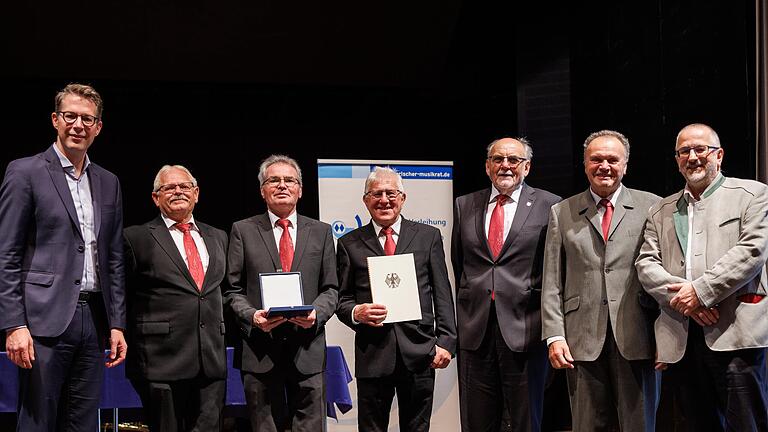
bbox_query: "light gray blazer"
[541,186,660,362]
[636,176,768,363]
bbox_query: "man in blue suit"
[0,83,127,431]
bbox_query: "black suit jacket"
[225,213,339,375]
[123,216,228,381]
[336,217,457,378]
[452,184,561,352]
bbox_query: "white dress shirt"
[161,214,210,272]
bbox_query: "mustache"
[170,195,189,202]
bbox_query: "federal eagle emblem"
[385,273,401,288]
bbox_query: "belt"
[77,291,101,303]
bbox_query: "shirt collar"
[52,143,90,175]
[373,215,403,237]
[589,184,623,208]
[489,183,524,204]
[268,210,298,228]
[162,213,198,231]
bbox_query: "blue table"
[0,345,352,419]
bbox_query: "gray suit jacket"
[542,187,660,361]
[225,213,339,375]
[452,184,561,352]
[635,176,768,363]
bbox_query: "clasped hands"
[667,282,719,326]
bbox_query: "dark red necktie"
[382,227,396,256]
[600,199,614,242]
[277,219,294,272]
[488,194,508,259]
[176,223,204,290]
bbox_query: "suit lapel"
[395,217,417,254]
[197,222,219,294]
[255,214,283,272]
[361,222,385,256]
[45,149,83,240]
[607,187,634,240]
[500,184,535,256]
[88,167,102,238]
[292,215,310,271]
[577,190,604,242]
[473,189,494,259]
[148,216,199,292]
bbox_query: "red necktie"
[382,227,396,256]
[600,199,613,242]
[488,194,508,259]
[277,219,294,272]
[176,223,204,290]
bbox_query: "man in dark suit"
[336,166,457,432]
[0,83,127,431]
[124,165,228,431]
[452,137,561,432]
[542,130,660,431]
[226,154,338,432]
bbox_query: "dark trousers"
[357,351,435,432]
[458,303,549,432]
[566,324,659,432]
[667,322,768,432]
[131,375,225,432]
[242,365,325,432]
[17,301,106,432]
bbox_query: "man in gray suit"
[542,130,660,432]
[452,137,560,431]
[635,123,768,431]
[226,154,338,432]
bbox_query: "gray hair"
[676,123,721,148]
[583,130,631,161]
[153,165,198,192]
[257,154,303,186]
[364,166,405,193]
[486,137,534,161]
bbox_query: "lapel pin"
[526,201,532,207]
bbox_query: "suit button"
[77,245,85,253]
[605,268,611,273]
[602,299,608,305]
[200,296,205,301]
[74,280,81,285]
[200,322,205,328]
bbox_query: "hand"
[253,310,287,332]
[353,303,388,327]
[689,306,720,326]
[668,282,701,316]
[654,350,668,371]
[430,345,451,369]
[106,328,127,368]
[548,340,574,369]
[289,310,317,329]
[6,327,34,369]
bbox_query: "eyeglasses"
[57,111,99,127]
[155,182,196,193]
[365,189,403,200]
[262,176,300,188]
[674,145,720,158]
[487,155,528,167]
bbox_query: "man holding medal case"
[225,154,339,432]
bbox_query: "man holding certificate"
[336,167,457,432]
[225,154,339,432]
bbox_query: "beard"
[682,161,717,188]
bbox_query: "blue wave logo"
[331,215,363,239]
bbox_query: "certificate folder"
[366,253,422,323]
[259,272,314,318]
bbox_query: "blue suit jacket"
[0,146,125,337]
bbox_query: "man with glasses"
[123,165,228,431]
[0,83,127,431]
[336,166,457,432]
[542,130,660,431]
[225,154,338,431]
[452,137,560,431]
[636,123,768,431]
